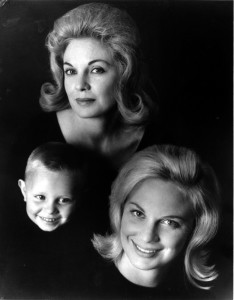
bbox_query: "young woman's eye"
[35,195,45,201]
[64,69,76,76]
[131,210,144,218]
[58,198,73,205]
[91,67,105,74]
[161,219,179,228]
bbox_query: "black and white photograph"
[0,0,232,299]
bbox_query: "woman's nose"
[75,73,90,91]
[141,223,160,243]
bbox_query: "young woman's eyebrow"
[128,201,145,213]
[162,215,186,221]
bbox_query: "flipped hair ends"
[93,144,220,290]
[39,2,157,126]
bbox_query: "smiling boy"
[18,142,87,232]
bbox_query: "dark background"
[0,0,232,298]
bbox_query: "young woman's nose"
[141,223,160,243]
[75,73,90,91]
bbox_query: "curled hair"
[25,142,88,191]
[92,144,220,289]
[39,3,157,125]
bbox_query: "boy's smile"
[18,166,76,232]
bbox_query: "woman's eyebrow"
[88,59,111,66]
[63,59,111,67]
[162,215,186,221]
[63,62,73,67]
[128,201,145,212]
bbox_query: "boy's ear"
[18,179,26,201]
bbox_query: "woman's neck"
[57,109,144,168]
[117,253,166,288]
[57,109,117,148]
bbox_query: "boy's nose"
[43,201,57,214]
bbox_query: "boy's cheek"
[26,201,42,212]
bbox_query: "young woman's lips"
[75,98,95,106]
[132,240,160,258]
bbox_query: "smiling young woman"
[92,144,220,299]
[118,179,194,288]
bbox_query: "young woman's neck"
[117,253,167,288]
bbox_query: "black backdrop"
[0,0,232,298]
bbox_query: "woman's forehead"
[125,179,194,219]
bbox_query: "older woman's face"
[63,38,119,119]
[120,179,194,272]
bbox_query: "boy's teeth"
[40,217,57,222]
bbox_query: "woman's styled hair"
[40,2,157,126]
[92,144,220,289]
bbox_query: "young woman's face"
[63,38,119,119]
[18,167,76,232]
[120,179,194,272]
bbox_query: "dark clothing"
[0,207,98,299]
[0,112,177,298]
[9,111,174,181]
[86,255,215,300]
[4,112,173,233]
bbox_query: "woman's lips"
[132,240,160,257]
[75,98,95,106]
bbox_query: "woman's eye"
[58,198,73,205]
[91,67,105,74]
[161,219,179,228]
[35,195,45,201]
[131,210,144,218]
[64,69,76,76]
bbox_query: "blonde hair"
[93,144,220,289]
[25,142,88,192]
[39,3,157,126]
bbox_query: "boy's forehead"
[26,159,46,174]
[26,163,72,181]
[26,167,78,190]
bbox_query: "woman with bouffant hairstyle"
[93,144,220,298]
[37,2,158,169]
[40,2,155,124]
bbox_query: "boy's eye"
[58,198,73,205]
[64,68,76,76]
[161,219,179,228]
[35,195,45,201]
[91,67,105,74]
[131,210,144,218]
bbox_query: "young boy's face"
[18,166,77,232]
